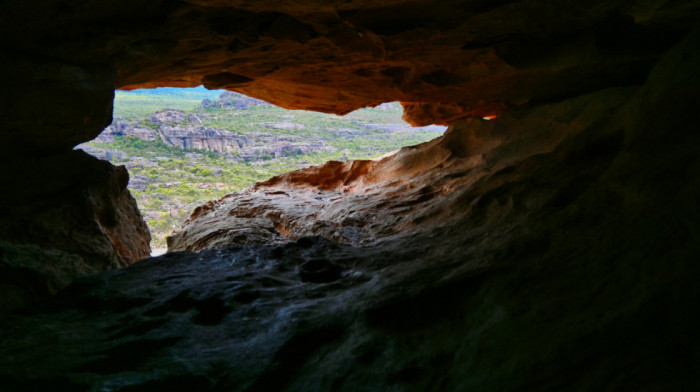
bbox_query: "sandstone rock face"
[167,80,638,251]
[91,113,334,157]
[158,125,249,153]
[172,99,621,250]
[94,115,252,153]
[0,43,152,314]
[101,120,160,141]
[150,110,204,125]
[1,32,698,390]
[0,151,151,313]
[0,0,699,390]
[2,1,697,127]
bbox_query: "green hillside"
[81,89,445,250]
[114,87,223,118]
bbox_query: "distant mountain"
[201,91,273,110]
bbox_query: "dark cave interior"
[1,1,699,390]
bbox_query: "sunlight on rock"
[1,1,697,390]
[76,90,446,248]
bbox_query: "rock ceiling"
[2,0,697,127]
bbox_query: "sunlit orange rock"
[2,0,693,134]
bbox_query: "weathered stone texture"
[1,31,698,389]
[2,1,696,125]
[0,151,151,312]
[0,0,698,390]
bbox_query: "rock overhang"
[2,0,697,144]
[0,0,698,389]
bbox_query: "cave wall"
[2,0,697,128]
[0,31,697,390]
[0,148,151,313]
[0,0,698,389]
[0,53,151,312]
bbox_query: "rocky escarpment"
[201,91,273,110]
[2,32,699,390]
[90,109,333,157]
[96,114,251,154]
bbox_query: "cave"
[77,90,446,252]
[1,1,699,390]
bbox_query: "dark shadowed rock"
[1,31,698,390]
[0,0,698,390]
[2,1,696,124]
[299,257,344,283]
[0,151,150,313]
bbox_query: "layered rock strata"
[91,113,333,156]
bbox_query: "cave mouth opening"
[76,87,447,255]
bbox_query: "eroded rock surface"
[2,1,697,128]
[0,151,151,313]
[1,1,695,313]
[169,85,633,251]
[1,32,697,391]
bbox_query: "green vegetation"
[114,87,221,118]
[83,89,444,250]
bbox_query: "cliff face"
[97,115,252,153]
[90,110,335,157]
[0,0,699,390]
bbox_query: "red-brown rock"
[2,0,695,133]
[168,82,635,252]
[1,31,698,390]
[0,0,698,390]
[0,151,150,312]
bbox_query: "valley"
[78,88,445,249]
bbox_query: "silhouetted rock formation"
[0,0,699,390]
[0,151,150,312]
[169,86,632,251]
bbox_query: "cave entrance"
[76,87,446,255]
